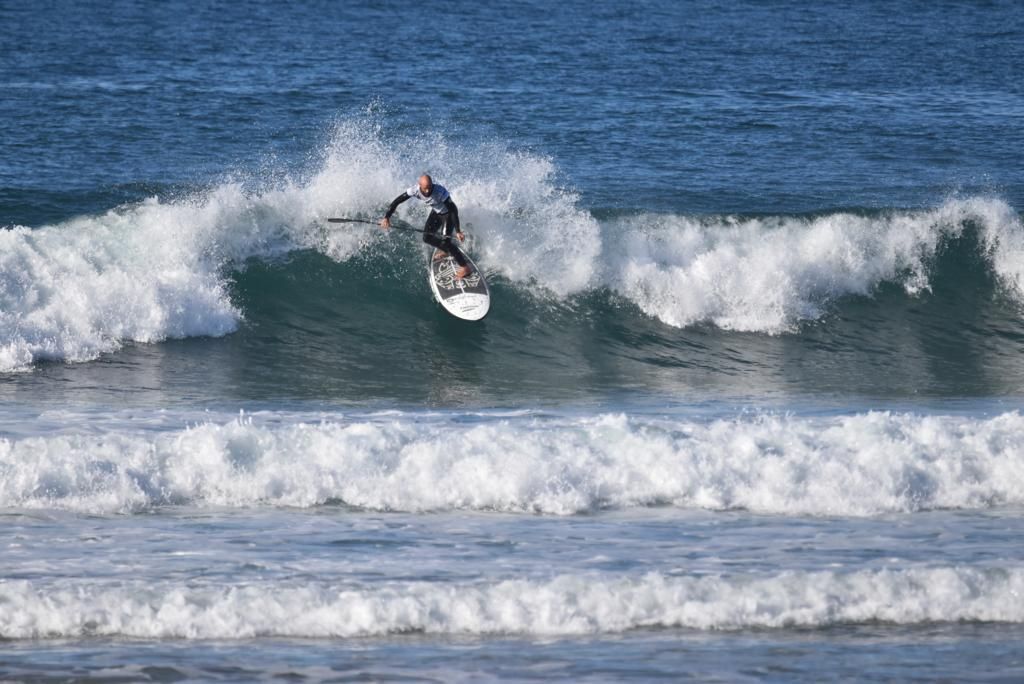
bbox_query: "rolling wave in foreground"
[3,567,1023,639]
[2,119,1024,372]
[3,411,1023,516]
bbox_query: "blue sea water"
[3,0,1024,680]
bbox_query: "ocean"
[2,0,1024,681]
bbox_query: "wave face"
[3,411,1023,516]
[3,119,1024,385]
[3,566,1022,639]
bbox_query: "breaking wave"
[2,115,1023,371]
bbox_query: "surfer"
[380,174,472,279]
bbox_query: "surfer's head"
[418,174,434,196]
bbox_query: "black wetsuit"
[384,187,469,267]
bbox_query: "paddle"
[327,217,426,234]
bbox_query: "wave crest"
[609,197,1024,332]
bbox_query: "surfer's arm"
[384,192,410,219]
[384,193,410,217]
[381,192,410,228]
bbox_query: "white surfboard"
[428,247,490,320]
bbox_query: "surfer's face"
[419,176,433,196]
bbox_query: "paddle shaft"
[327,217,426,234]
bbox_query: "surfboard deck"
[427,247,490,321]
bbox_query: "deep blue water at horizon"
[4,0,1024,224]
[3,1,1024,681]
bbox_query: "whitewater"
[3,409,1024,516]
[5,567,1024,640]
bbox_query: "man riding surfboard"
[380,174,472,279]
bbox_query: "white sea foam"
[607,197,1024,332]
[2,411,1023,516]
[2,566,1021,639]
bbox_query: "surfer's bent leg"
[440,212,468,267]
[422,211,448,252]
[422,211,467,266]
[443,241,468,267]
